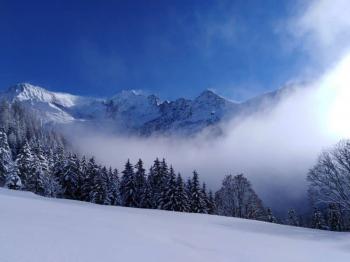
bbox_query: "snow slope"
[0,189,349,262]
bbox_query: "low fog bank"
[64,77,343,214]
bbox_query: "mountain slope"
[0,83,297,136]
[0,188,349,262]
[0,83,95,123]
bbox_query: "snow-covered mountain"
[0,83,295,136]
[0,83,97,123]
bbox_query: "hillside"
[0,188,349,262]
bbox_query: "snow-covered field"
[0,189,349,262]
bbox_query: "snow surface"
[0,188,349,262]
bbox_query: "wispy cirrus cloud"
[181,1,242,54]
[198,14,238,48]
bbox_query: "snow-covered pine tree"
[189,171,207,213]
[61,153,81,199]
[36,144,50,173]
[287,209,300,227]
[108,168,121,206]
[78,156,87,200]
[52,146,66,182]
[148,158,165,208]
[27,154,47,196]
[134,159,147,207]
[120,159,138,207]
[46,148,55,172]
[81,157,99,202]
[0,128,13,186]
[266,208,277,223]
[160,158,169,183]
[16,141,33,189]
[201,183,209,214]
[80,156,87,176]
[27,142,61,197]
[90,166,111,205]
[140,177,153,209]
[327,204,342,231]
[5,163,22,190]
[207,190,216,214]
[311,208,326,229]
[45,172,62,197]
[174,173,189,212]
[185,177,192,201]
[158,166,177,211]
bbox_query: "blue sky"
[0,0,311,100]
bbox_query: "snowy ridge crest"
[0,83,295,135]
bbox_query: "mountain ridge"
[0,83,297,136]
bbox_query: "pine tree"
[287,209,299,226]
[134,159,147,207]
[327,204,342,231]
[108,168,121,206]
[148,158,165,208]
[185,177,192,201]
[5,163,22,190]
[90,166,111,205]
[52,146,65,182]
[27,158,46,195]
[16,140,33,188]
[80,156,87,176]
[207,190,216,214]
[311,208,326,229]
[201,183,209,214]
[46,148,55,173]
[140,178,153,209]
[61,153,80,199]
[120,160,138,207]
[78,156,87,200]
[0,129,13,186]
[81,157,99,201]
[266,208,277,223]
[33,143,50,174]
[160,158,169,182]
[158,166,177,210]
[174,173,189,212]
[189,171,207,213]
[26,144,51,196]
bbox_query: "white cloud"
[287,0,350,62]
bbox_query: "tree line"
[0,130,266,219]
[0,128,309,227]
